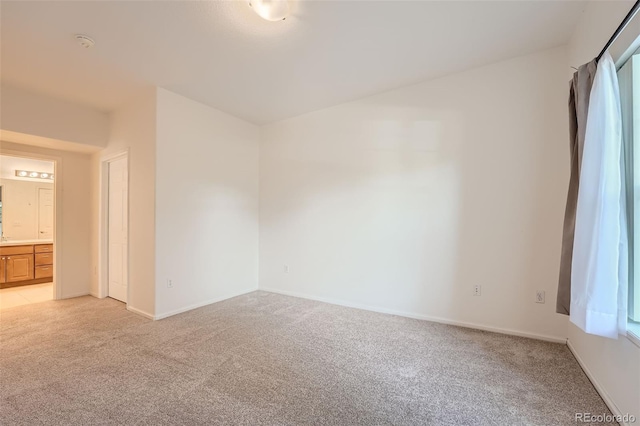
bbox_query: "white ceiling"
[1,0,586,125]
[0,155,54,182]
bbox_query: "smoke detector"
[75,34,95,49]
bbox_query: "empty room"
[1,0,639,425]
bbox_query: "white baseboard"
[58,291,90,300]
[566,339,631,426]
[126,305,154,320]
[259,287,567,344]
[153,287,259,320]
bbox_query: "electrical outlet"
[473,285,482,296]
[167,279,173,289]
[284,264,289,273]
[536,290,545,304]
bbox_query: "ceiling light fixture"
[15,170,54,180]
[249,0,289,21]
[75,34,95,49]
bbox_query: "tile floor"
[0,282,53,310]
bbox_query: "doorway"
[0,153,57,310]
[99,152,129,304]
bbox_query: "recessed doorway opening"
[0,154,57,310]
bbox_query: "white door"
[37,188,54,240]
[108,157,128,303]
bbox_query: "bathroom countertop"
[0,240,54,247]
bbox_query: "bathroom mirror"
[0,156,54,243]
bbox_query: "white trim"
[98,150,130,303]
[126,305,154,320]
[626,325,640,347]
[154,287,258,320]
[0,148,61,301]
[566,339,632,426]
[259,287,567,344]
[59,291,90,300]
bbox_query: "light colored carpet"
[0,291,611,425]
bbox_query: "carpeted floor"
[0,291,611,425]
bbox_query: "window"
[618,52,640,342]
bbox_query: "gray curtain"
[557,59,598,315]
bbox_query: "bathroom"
[0,154,55,309]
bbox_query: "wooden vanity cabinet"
[34,245,54,279]
[1,245,35,283]
[6,254,34,282]
[35,244,53,254]
[0,244,52,288]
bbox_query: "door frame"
[0,148,61,299]
[98,150,130,302]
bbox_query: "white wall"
[259,46,570,342]
[91,87,259,319]
[0,141,92,298]
[0,178,53,240]
[566,1,640,422]
[1,85,109,149]
[154,88,259,318]
[92,89,157,316]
